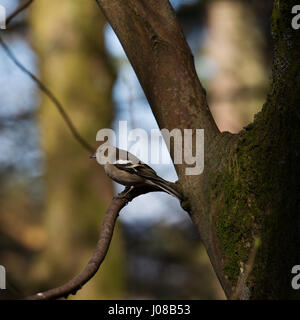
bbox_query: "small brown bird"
[91,145,182,200]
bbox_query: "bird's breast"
[104,163,144,186]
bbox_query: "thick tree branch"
[93,0,229,297]
[95,0,220,166]
[27,186,158,300]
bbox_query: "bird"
[91,144,182,200]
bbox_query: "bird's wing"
[113,159,182,199]
[113,160,158,179]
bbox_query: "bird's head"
[90,144,115,164]
[90,143,109,158]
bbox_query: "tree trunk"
[30,0,124,298]
[97,0,300,299]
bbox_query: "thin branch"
[6,0,34,26]
[0,36,95,153]
[94,0,220,151]
[26,186,156,300]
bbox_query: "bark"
[97,0,300,299]
[30,0,124,298]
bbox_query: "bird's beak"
[90,153,96,159]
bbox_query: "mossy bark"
[98,0,300,299]
[207,0,300,298]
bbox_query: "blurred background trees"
[29,0,124,299]
[0,0,273,299]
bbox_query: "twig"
[26,186,157,300]
[6,0,35,26]
[0,36,95,153]
[1,0,93,152]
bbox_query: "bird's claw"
[113,186,134,205]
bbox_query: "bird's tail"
[147,178,182,200]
